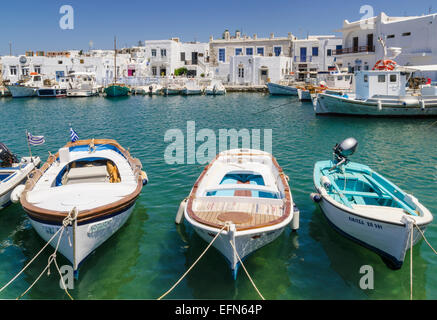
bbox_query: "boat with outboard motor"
[205,80,226,95]
[16,139,148,275]
[182,149,298,279]
[311,138,433,268]
[0,143,40,209]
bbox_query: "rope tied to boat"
[0,207,78,300]
[157,223,229,300]
[228,239,265,300]
[409,222,437,300]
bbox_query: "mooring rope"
[410,223,413,301]
[157,224,228,300]
[229,239,265,300]
[409,223,437,300]
[0,208,78,299]
[252,101,294,115]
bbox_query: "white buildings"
[292,36,342,81]
[229,55,292,85]
[209,30,295,83]
[335,12,437,79]
[143,38,210,77]
[0,50,134,85]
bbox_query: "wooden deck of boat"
[191,198,284,229]
[193,211,279,228]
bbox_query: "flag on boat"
[70,127,79,142]
[27,131,45,146]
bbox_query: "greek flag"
[27,131,45,146]
[70,127,79,142]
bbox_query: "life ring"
[372,59,397,71]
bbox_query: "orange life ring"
[372,59,397,71]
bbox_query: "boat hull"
[315,93,437,116]
[6,85,37,98]
[67,89,98,97]
[297,89,312,101]
[163,88,181,95]
[182,89,202,95]
[315,192,426,268]
[37,88,67,98]
[185,210,287,279]
[267,83,298,96]
[28,203,135,271]
[104,85,130,97]
[0,157,40,209]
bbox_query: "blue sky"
[0,0,435,55]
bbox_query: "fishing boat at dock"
[0,143,40,209]
[104,37,130,97]
[267,82,298,96]
[311,138,433,269]
[16,139,148,275]
[182,149,298,279]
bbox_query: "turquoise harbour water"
[0,93,436,300]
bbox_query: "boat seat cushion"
[65,166,109,184]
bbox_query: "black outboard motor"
[0,143,19,167]
[332,137,358,166]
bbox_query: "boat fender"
[310,192,322,203]
[175,198,187,224]
[11,184,25,204]
[420,100,426,110]
[140,170,148,186]
[377,100,382,111]
[320,176,331,189]
[290,206,300,232]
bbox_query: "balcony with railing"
[333,45,375,55]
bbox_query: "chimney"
[236,30,241,39]
[224,30,230,40]
[253,34,257,39]
[209,35,213,42]
[270,33,274,39]
[288,32,292,39]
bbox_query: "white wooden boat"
[146,83,162,95]
[312,138,433,268]
[184,149,297,279]
[266,82,298,96]
[18,139,148,276]
[182,80,203,95]
[0,143,40,209]
[205,80,226,95]
[60,72,99,97]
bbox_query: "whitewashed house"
[229,55,292,85]
[335,11,437,79]
[292,36,343,81]
[209,30,295,83]
[143,38,209,77]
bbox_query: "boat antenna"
[377,36,387,61]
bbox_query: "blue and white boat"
[184,149,298,279]
[267,82,298,96]
[312,138,433,269]
[18,139,148,275]
[0,143,40,209]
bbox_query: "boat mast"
[114,36,117,83]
